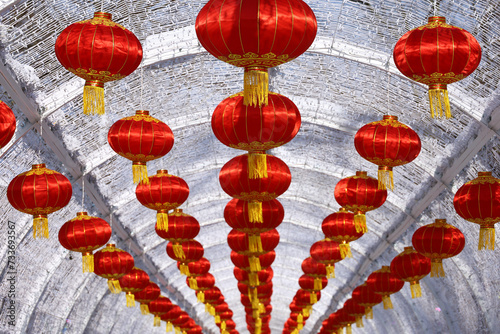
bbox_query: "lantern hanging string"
[101,0,104,12]
[81,175,85,210]
[434,0,438,16]
[140,66,144,111]
[38,115,43,163]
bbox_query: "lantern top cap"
[478,171,492,177]
[403,246,414,251]
[94,12,112,20]
[339,207,348,212]
[382,115,398,121]
[32,163,46,169]
[355,171,367,176]
[379,266,391,272]
[428,16,446,23]
[106,243,116,248]
[434,218,447,224]
[157,169,168,174]
[174,208,183,213]
[76,212,88,216]
[136,110,149,115]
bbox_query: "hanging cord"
[434,0,438,16]
[140,66,144,111]
[101,0,104,12]
[38,116,43,163]
[387,71,391,115]
[81,175,85,210]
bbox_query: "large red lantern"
[225,198,284,231]
[94,244,134,293]
[454,171,500,250]
[156,209,200,245]
[166,240,204,273]
[394,16,481,118]
[351,283,382,319]
[231,250,276,273]
[196,0,317,107]
[7,164,72,239]
[343,299,365,328]
[108,110,174,184]
[412,219,465,277]
[321,208,364,259]
[227,229,280,257]
[310,239,343,278]
[354,115,421,190]
[118,267,150,307]
[334,171,387,233]
[134,281,161,315]
[366,266,404,309]
[149,296,173,327]
[212,92,301,178]
[55,12,142,115]
[390,246,431,298]
[58,212,111,272]
[136,170,189,230]
[178,257,211,278]
[0,101,15,149]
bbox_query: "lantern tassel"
[314,277,323,291]
[175,327,181,334]
[252,296,260,309]
[83,82,105,115]
[258,302,265,313]
[82,253,94,273]
[249,256,262,272]
[244,67,268,107]
[173,244,186,260]
[428,88,451,119]
[166,322,173,332]
[382,295,393,309]
[291,329,299,334]
[249,272,260,286]
[248,152,268,179]
[188,277,199,290]
[326,264,335,279]
[356,316,364,328]
[253,310,260,318]
[248,234,263,253]
[179,263,190,276]
[132,163,149,184]
[430,259,446,278]
[33,216,49,239]
[298,313,303,323]
[140,304,149,315]
[126,293,135,307]
[310,292,317,304]
[339,242,352,259]
[221,320,227,331]
[479,227,495,250]
[157,212,169,232]
[248,201,263,223]
[197,291,205,303]
[209,305,215,316]
[214,315,221,324]
[410,281,422,298]
[108,279,121,294]
[154,315,161,327]
[249,287,258,302]
[303,307,310,318]
[378,168,394,191]
[345,324,352,334]
[365,307,373,319]
[354,213,368,233]
[298,322,303,330]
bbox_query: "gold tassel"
[248,152,268,179]
[249,287,258,302]
[356,316,364,328]
[479,227,495,251]
[298,322,303,330]
[221,320,227,331]
[197,291,205,303]
[173,244,186,260]
[154,315,161,327]
[126,293,135,307]
[108,279,122,294]
[326,265,335,279]
[205,303,211,313]
[179,263,190,276]
[132,163,149,184]
[382,295,393,309]
[345,324,352,334]
[253,310,260,318]
[339,242,352,259]
[214,315,221,324]
[410,281,422,299]
[248,235,263,253]
[378,168,394,191]
[140,304,149,315]
[252,297,260,309]
[156,212,169,232]
[243,67,269,107]
[430,260,446,278]
[209,305,215,316]
[291,329,299,334]
[365,307,373,319]
[354,213,368,233]
[166,322,173,332]
[82,253,94,273]
[337,329,343,334]
[428,87,451,119]
[83,82,105,115]
[310,292,317,304]
[33,216,49,239]
[314,277,323,290]
[249,256,261,272]
[175,327,181,334]
[248,201,264,223]
[188,277,199,290]
[298,313,303,323]
[302,307,310,318]
[258,303,265,313]
[249,272,260,286]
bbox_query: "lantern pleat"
[390,246,431,298]
[135,281,161,314]
[0,101,16,149]
[322,208,364,259]
[366,266,404,310]
[94,244,134,294]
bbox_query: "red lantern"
[58,212,111,272]
[299,275,328,303]
[212,92,301,178]
[199,287,222,306]
[156,209,200,245]
[394,16,481,118]
[187,273,216,303]
[354,115,422,190]
[7,164,72,239]
[390,246,431,299]
[366,266,404,309]
[55,12,142,115]
[136,170,189,230]
[161,305,182,331]
[321,208,364,259]
[295,289,321,307]
[343,299,365,328]
[454,171,500,250]
[187,326,203,334]
[225,198,284,231]
[178,257,211,277]
[118,267,150,307]
[94,243,134,293]
[310,239,343,278]
[227,229,280,257]
[301,257,327,278]
[352,283,382,319]
[334,171,387,233]
[166,239,204,272]
[134,281,161,315]
[234,267,273,287]
[412,219,465,277]
[196,0,317,106]
[171,311,190,330]
[231,250,276,272]
[337,309,356,334]
[0,101,15,149]
[108,110,174,184]
[149,296,173,327]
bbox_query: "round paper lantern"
[212,91,301,178]
[412,219,465,277]
[337,309,356,334]
[343,299,365,328]
[199,287,222,306]
[155,209,200,244]
[196,0,317,106]
[225,198,284,232]
[295,289,321,307]
[8,164,72,239]
[118,267,150,307]
[227,229,280,257]
[321,208,364,258]
[94,244,134,293]
[161,306,182,331]
[171,311,190,330]
[178,257,211,278]
[136,170,189,230]
[231,250,276,273]
[187,326,203,334]
[301,257,327,278]
[352,283,382,319]
[134,281,161,315]
[454,171,500,250]
[334,171,387,233]
[187,273,216,303]
[149,296,173,327]
[0,101,16,149]
[299,274,328,303]
[108,110,174,184]
[366,266,404,309]
[310,239,343,278]
[393,16,481,118]
[58,212,111,273]
[354,115,422,190]
[55,12,142,115]
[166,240,204,272]
[390,246,431,299]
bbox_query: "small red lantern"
[366,266,404,309]
[337,309,356,334]
[136,170,189,230]
[55,12,142,115]
[166,240,204,274]
[231,250,276,273]
[299,274,328,303]
[199,287,222,306]
[227,229,280,257]
[108,110,174,184]
[188,273,216,303]
[8,164,72,239]
[343,299,365,328]
[301,257,327,278]
[412,219,465,277]
[134,281,161,315]
[352,283,382,319]
[58,212,111,272]
[94,243,134,293]
[156,209,200,248]
[161,305,182,331]
[295,289,321,307]
[234,267,273,287]
[390,246,431,298]
[149,296,173,327]
[310,239,343,278]
[321,208,364,258]
[225,198,284,231]
[0,101,16,149]
[118,267,150,307]
[354,115,422,190]
[394,16,481,118]
[178,257,211,278]
[334,171,387,233]
[454,171,500,250]
[171,311,190,330]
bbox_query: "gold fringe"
[326,265,335,279]
[339,243,352,259]
[314,277,323,290]
[356,316,364,328]
[428,89,451,119]
[214,315,221,324]
[252,296,260,309]
[209,305,215,316]
[33,216,49,239]
[303,307,310,318]
[354,214,368,233]
[430,260,446,278]
[154,315,161,327]
[179,264,190,276]
[382,295,393,309]
[175,327,181,334]
[298,323,303,331]
[166,322,173,332]
[244,68,269,107]
[157,212,169,232]
[410,281,422,299]
[140,304,149,315]
[82,253,94,273]
[248,152,268,179]
[132,164,149,184]
[310,292,317,304]
[378,169,394,191]
[221,320,227,331]
[248,201,264,224]
[205,303,210,313]
[298,313,303,323]
[188,277,199,290]
[248,235,263,253]
[345,324,352,334]
[173,244,186,260]
[197,291,205,303]
[479,227,495,251]
[258,303,265,313]
[253,310,260,318]
[126,293,135,307]
[337,329,343,334]
[291,329,299,334]
[83,85,105,115]
[108,279,122,294]
[249,256,261,272]
[365,307,373,319]
[249,272,260,286]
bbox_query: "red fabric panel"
[58,214,111,252]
